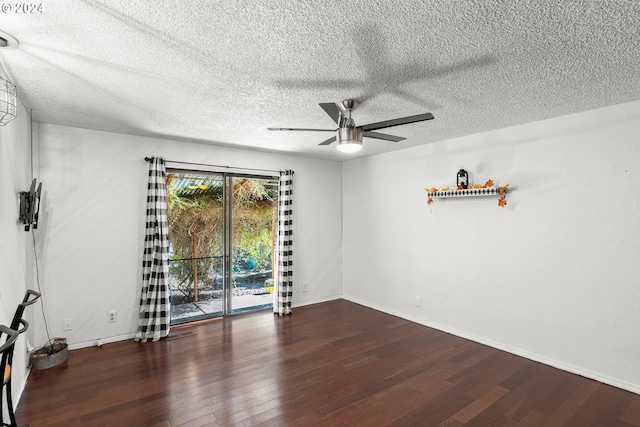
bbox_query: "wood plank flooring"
[15,299,640,426]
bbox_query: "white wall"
[0,90,34,412]
[342,99,640,394]
[35,124,343,349]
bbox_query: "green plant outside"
[166,176,277,297]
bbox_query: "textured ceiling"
[1,0,639,160]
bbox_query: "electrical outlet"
[63,318,73,331]
[108,311,117,323]
[415,296,421,307]
[302,282,309,292]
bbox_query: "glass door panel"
[167,172,277,324]
[230,177,278,314]
[167,173,225,324]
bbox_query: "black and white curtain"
[274,170,294,316]
[135,157,171,342]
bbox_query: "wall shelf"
[425,172,510,208]
[425,187,505,198]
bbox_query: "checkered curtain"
[274,170,294,316]
[135,157,171,342]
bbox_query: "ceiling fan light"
[336,126,363,153]
[336,141,363,153]
[337,141,362,153]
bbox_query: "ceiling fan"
[268,100,434,153]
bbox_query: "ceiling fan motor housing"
[337,126,363,143]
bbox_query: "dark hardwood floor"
[16,300,640,426]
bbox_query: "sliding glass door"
[166,171,278,324]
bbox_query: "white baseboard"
[69,332,136,350]
[14,367,29,407]
[293,294,342,308]
[342,294,640,395]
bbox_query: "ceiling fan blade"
[363,131,406,142]
[268,127,335,132]
[361,113,434,132]
[318,136,337,146]
[319,103,343,125]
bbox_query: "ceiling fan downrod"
[337,99,363,153]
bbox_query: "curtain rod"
[144,157,284,175]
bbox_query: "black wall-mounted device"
[18,178,42,231]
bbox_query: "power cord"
[31,229,52,346]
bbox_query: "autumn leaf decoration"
[424,188,436,212]
[498,183,509,208]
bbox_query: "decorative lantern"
[457,168,469,189]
